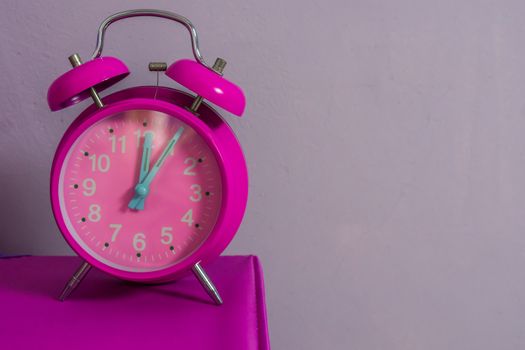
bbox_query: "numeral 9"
[82,178,96,196]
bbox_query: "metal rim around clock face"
[50,88,248,283]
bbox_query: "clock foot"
[58,261,92,301]
[192,262,223,305]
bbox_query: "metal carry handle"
[91,9,211,69]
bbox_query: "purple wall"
[2,0,525,349]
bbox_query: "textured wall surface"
[2,0,525,349]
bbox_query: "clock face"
[58,109,223,272]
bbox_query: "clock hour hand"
[129,127,184,210]
[128,132,153,210]
[137,132,153,210]
[142,126,184,185]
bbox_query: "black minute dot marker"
[198,158,203,163]
[73,184,79,189]
[136,253,141,258]
[195,223,200,228]
[205,191,210,196]
[81,217,86,222]
[143,121,147,127]
[84,152,89,156]
[104,242,109,247]
[169,246,174,251]
[109,128,114,133]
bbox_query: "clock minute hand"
[142,126,184,186]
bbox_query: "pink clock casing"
[166,59,246,116]
[50,86,248,283]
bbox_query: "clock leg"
[192,262,223,305]
[58,261,92,301]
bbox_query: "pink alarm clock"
[47,9,248,305]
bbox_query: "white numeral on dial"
[89,154,110,172]
[183,157,197,176]
[109,135,126,153]
[134,130,155,148]
[161,227,173,245]
[133,233,146,251]
[82,178,96,196]
[181,209,194,226]
[189,184,202,202]
[88,204,101,222]
[109,224,122,242]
